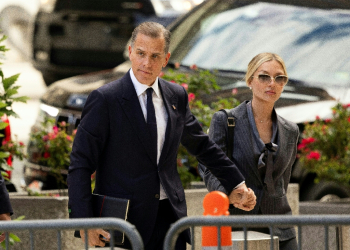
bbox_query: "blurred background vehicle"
[23,0,350,200]
[31,0,205,86]
[0,0,40,58]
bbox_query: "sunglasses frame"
[251,74,288,86]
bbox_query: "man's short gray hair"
[130,22,171,54]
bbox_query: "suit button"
[155,194,160,199]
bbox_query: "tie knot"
[146,88,154,97]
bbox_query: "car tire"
[301,181,350,201]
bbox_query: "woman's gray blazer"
[198,101,299,241]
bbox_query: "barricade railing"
[0,218,144,250]
[164,214,350,250]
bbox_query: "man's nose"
[143,56,152,67]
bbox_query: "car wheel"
[301,181,350,201]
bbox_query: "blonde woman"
[199,52,299,249]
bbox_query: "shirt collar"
[130,68,160,98]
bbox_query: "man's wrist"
[233,181,245,190]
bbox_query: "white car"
[0,0,40,57]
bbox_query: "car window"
[170,2,350,87]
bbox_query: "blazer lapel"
[272,116,291,178]
[118,72,157,166]
[158,79,178,168]
[233,102,263,185]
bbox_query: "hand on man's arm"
[0,213,11,243]
[228,183,256,211]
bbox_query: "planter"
[9,191,84,250]
[299,198,350,250]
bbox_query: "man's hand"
[0,213,11,243]
[80,229,110,247]
[228,184,256,211]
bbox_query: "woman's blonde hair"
[245,52,288,86]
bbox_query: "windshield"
[169,2,350,87]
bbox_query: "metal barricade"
[0,218,144,250]
[164,214,350,250]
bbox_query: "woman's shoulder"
[277,114,299,133]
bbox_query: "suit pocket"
[174,187,185,202]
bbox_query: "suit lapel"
[273,116,290,176]
[118,72,157,166]
[158,79,178,168]
[233,102,263,185]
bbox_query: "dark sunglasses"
[252,74,288,86]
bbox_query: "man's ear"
[128,45,132,58]
[163,52,171,67]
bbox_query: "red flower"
[307,151,320,160]
[190,64,198,70]
[158,71,165,78]
[43,135,49,141]
[19,142,24,146]
[53,126,59,134]
[316,115,320,120]
[60,121,66,127]
[43,152,50,159]
[181,83,188,90]
[324,119,332,123]
[174,62,180,69]
[232,88,238,95]
[170,80,176,83]
[301,137,315,145]
[73,129,77,136]
[188,93,196,102]
[66,135,72,141]
[348,117,350,123]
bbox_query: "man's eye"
[152,55,158,58]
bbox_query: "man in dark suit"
[67,22,256,249]
[0,173,12,243]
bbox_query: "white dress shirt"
[130,69,169,199]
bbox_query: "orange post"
[202,191,232,249]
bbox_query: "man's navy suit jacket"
[67,71,245,245]
[0,174,12,215]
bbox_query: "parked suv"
[32,0,204,86]
[24,0,350,200]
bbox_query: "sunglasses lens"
[276,76,288,85]
[258,75,271,83]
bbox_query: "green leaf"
[0,102,7,109]
[13,96,30,103]
[0,151,10,158]
[14,216,25,221]
[8,233,21,242]
[0,122,8,130]
[2,74,20,90]
[4,88,18,97]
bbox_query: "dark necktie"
[146,88,157,162]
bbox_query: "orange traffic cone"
[202,191,232,249]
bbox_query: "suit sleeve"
[67,89,110,219]
[284,126,300,192]
[180,88,244,193]
[0,173,13,215]
[198,111,229,194]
